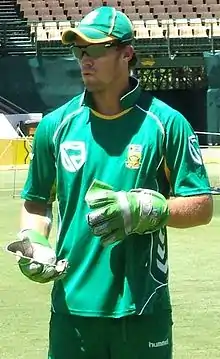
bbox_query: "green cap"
[62,6,134,45]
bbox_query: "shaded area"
[0,55,210,144]
[0,55,83,115]
[203,52,220,145]
[152,88,207,145]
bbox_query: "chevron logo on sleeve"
[156,230,168,274]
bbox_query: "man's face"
[73,38,131,92]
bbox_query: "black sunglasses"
[71,42,119,60]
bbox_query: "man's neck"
[92,78,130,116]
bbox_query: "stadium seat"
[90,0,103,6]
[167,22,179,37]
[149,25,165,38]
[43,15,55,20]
[129,13,141,20]
[52,7,64,15]
[190,19,208,37]
[133,19,148,38]
[22,7,36,17]
[44,21,58,29]
[176,0,189,4]
[46,0,61,9]
[195,4,209,15]
[63,1,78,10]
[36,23,48,40]
[138,5,150,18]
[80,6,92,15]
[26,14,39,21]
[67,11,82,21]
[209,4,220,17]
[159,13,170,19]
[142,13,154,20]
[170,12,184,19]
[205,0,218,4]
[185,11,197,19]
[104,0,119,6]
[37,7,50,17]
[193,0,207,3]
[212,22,220,36]
[19,2,33,12]
[204,18,217,37]
[17,0,32,6]
[64,5,80,13]
[143,19,163,38]
[149,0,162,5]
[134,0,146,5]
[180,4,194,16]
[163,0,176,6]
[62,0,78,4]
[45,23,61,40]
[152,5,166,14]
[124,6,137,14]
[160,18,174,34]
[166,5,181,15]
[32,0,46,9]
[58,20,71,30]
[175,19,192,37]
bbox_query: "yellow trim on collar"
[91,107,133,120]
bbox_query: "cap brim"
[62,27,114,45]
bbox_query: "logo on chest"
[125,144,142,169]
[60,141,86,172]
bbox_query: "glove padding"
[85,180,169,246]
[6,229,68,283]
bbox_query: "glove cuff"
[131,189,170,233]
[18,229,51,248]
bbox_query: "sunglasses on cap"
[71,42,119,60]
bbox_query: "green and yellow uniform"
[22,77,211,358]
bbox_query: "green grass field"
[0,169,220,359]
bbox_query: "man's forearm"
[166,194,213,228]
[21,200,53,238]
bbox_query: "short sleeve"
[165,111,211,196]
[21,116,56,203]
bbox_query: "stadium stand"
[13,0,220,22]
[0,1,220,57]
[1,1,220,145]
[0,0,35,54]
[15,0,220,46]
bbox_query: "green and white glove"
[6,229,68,283]
[85,180,169,246]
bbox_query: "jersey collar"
[82,76,141,111]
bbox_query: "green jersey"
[22,77,211,318]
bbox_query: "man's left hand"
[85,180,169,246]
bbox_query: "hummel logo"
[149,338,169,348]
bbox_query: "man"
[8,6,213,359]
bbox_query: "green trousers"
[48,311,173,359]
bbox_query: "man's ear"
[123,45,134,63]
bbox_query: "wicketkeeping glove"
[6,229,68,283]
[85,180,169,246]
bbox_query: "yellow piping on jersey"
[164,159,170,184]
[91,107,133,120]
[164,158,174,195]
[48,182,56,203]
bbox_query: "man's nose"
[81,52,94,65]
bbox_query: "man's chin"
[83,78,101,92]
